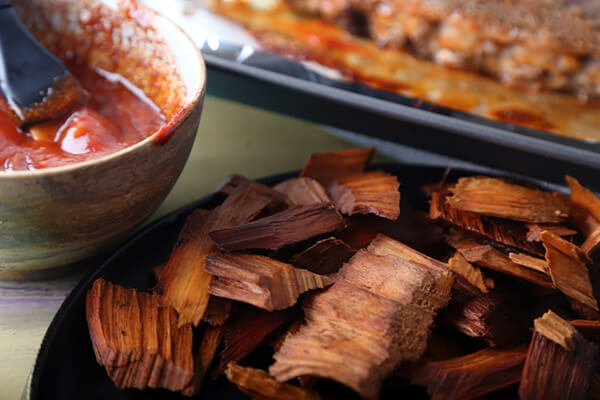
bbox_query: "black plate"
[203,42,600,191]
[27,164,565,400]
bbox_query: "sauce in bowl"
[0,63,165,171]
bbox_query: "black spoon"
[0,0,87,128]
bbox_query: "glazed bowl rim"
[0,1,206,179]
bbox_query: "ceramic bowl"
[0,0,206,280]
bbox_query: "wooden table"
[0,98,358,400]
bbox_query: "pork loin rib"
[288,0,600,100]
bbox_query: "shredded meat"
[288,0,600,100]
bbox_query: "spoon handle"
[0,5,67,110]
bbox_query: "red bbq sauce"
[0,63,165,171]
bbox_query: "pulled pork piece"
[155,210,216,327]
[218,174,289,205]
[541,231,598,312]
[582,229,600,257]
[226,363,322,400]
[567,175,600,222]
[448,251,494,293]
[274,177,331,206]
[446,177,569,223]
[182,324,224,396]
[431,191,544,256]
[205,254,333,311]
[300,147,375,186]
[289,237,356,274]
[525,223,576,242]
[86,279,194,392]
[565,192,600,257]
[214,306,299,378]
[411,345,527,400]
[209,202,345,252]
[328,170,401,220]
[270,235,454,399]
[570,319,600,346]
[519,310,599,400]
[366,233,450,276]
[449,238,554,288]
[157,180,281,327]
[566,176,600,256]
[212,180,288,228]
[567,196,600,239]
[443,285,531,348]
[508,252,550,275]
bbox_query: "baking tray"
[142,0,600,190]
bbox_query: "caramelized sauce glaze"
[213,0,600,142]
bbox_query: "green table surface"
[0,97,363,400]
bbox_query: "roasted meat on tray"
[288,0,600,100]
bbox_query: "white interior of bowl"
[2,0,206,178]
[154,14,204,105]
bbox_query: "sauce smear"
[0,63,165,171]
